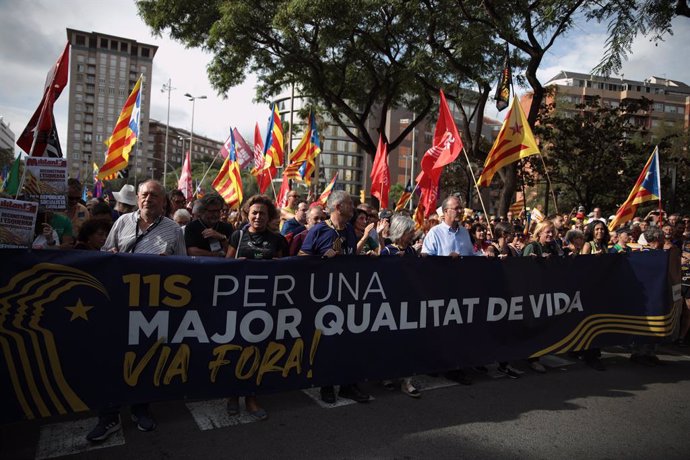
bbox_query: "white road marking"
[412,374,460,391]
[186,399,267,431]
[35,417,124,460]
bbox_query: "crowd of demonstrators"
[19,179,690,441]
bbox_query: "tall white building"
[0,117,15,153]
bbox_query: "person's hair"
[350,208,368,226]
[91,201,112,218]
[137,179,164,196]
[441,195,462,211]
[565,229,584,244]
[493,221,515,240]
[198,193,225,212]
[584,220,610,245]
[388,214,415,243]
[173,208,191,222]
[67,178,82,192]
[169,189,185,200]
[327,190,350,213]
[242,194,278,221]
[469,222,487,244]
[644,226,663,243]
[531,220,555,242]
[77,218,112,243]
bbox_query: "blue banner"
[0,249,674,423]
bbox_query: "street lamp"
[184,93,207,164]
[161,79,176,188]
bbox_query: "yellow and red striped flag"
[212,131,243,209]
[262,104,284,170]
[508,201,523,216]
[413,203,425,230]
[608,147,661,231]
[97,75,142,180]
[395,181,413,212]
[476,97,540,187]
[317,171,338,206]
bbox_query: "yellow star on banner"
[65,299,94,322]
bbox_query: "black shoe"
[497,365,520,379]
[320,386,336,404]
[131,409,156,432]
[585,357,606,371]
[445,369,473,385]
[338,384,370,403]
[86,415,121,442]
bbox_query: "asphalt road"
[2,345,689,460]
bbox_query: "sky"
[1,0,689,157]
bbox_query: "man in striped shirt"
[87,180,185,443]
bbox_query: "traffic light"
[360,189,366,204]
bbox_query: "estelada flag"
[476,97,540,187]
[395,181,413,212]
[495,43,511,112]
[212,130,244,209]
[298,114,322,186]
[17,42,70,157]
[608,146,661,231]
[262,104,284,170]
[97,75,142,180]
[370,134,390,209]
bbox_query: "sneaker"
[86,415,121,442]
[382,380,396,391]
[497,365,520,379]
[529,361,546,373]
[401,381,421,398]
[320,385,336,404]
[338,384,370,403]
[248,408,269,421]
[131,410,156,432]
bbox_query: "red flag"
[17,42,70,156]
[370,134,390,209]
[178,151,193,201]
[275,175,291,209]
[253,122,264,169]
[415,90,462,217]
[252,122,273,193]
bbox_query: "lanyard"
[129,216,162,253]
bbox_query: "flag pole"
[197,151,222,192]
[461,147,492,238]
[401,182,420,210]
[538,154,559,215]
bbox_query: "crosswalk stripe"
[35,417,124,460]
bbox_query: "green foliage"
[533,96,653,213]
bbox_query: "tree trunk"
[498,163,517,217]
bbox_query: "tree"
[137,0,436,161]
[532,96,652,213]
[456,0,588,215]
[588,0,690,76]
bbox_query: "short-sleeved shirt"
[281,218,305,237]
[184,219,234,252]
[381,244,417,257]
[522,241,560,257]
[50,213,73,243]
[229,228,287,259]
[421,222,475,256]
[300,220,357,256]
[102,211,187,255]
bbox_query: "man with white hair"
[299,190,370,403]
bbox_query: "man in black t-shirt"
[185,194,234,257]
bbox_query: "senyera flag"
[608,146,661,231]
[395,181,413,212]
[476,97,540,188]
[370,134,390,209]
[212,130,243,209]
[17,42,70,157]
[262,104,284,170]
[317,171,339,206]
[297,114,322,186]
[97,75,142,180]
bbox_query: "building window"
[76,35,86,46]
[141,47,150,58]
[89,37,97,48]
[131,45,138,56]
[110,40,118,51]
[653,102,663,111]
[100,38,108,49]
[74,123,81,131]
[72,152,80,160]
[74,133,81,140]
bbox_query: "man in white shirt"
[422,195,475,257]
